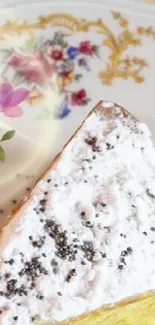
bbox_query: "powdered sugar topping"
[0,103,155,324]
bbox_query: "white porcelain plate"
[0,0,155,224]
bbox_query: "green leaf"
[0,49,10,59]
[61,60,74,72]
[13,73,25,86]
[36,107,52,120]
[74,74,82,81]
[63,42,68,48]
[1,130,16,142]
[53,32,64,46]
[0,146,5,162]
[25,38,39,50]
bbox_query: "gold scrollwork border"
[0,12,155,85]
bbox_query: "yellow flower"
[27,90,44,105]
[57,72,73,89]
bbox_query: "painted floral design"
[56,103,71,119]
[9,53,53,84]
[0,82,28,162]
[0,83,29,117]
[2,31,99,119]
[0,129,16,162]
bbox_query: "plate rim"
[1,0,155,18]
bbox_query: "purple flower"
[0,83,29,117]
[66,46,79,60]
[56,103,71,119]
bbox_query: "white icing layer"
[0,103,155,324]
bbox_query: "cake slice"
[0,101,155,325]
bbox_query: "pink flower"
[79,41,93,56]
[9,55,21,67]
[71,89,87,106]
[9,52,53,83]
[0,83,29,117]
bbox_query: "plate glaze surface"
[0,0,155,224]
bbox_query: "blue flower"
[66,46,79,60]
[56,103,71,119]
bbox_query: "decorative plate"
[138,0,155,3]
[0,0,155,224]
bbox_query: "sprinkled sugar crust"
[0,101,155,324]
